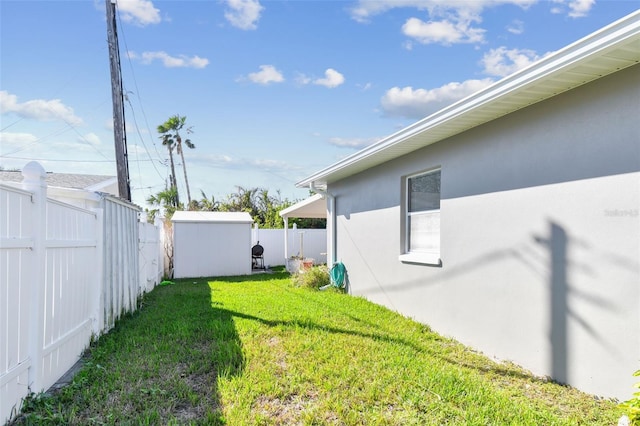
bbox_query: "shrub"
[291,265,330,290]
[619,370,640,425]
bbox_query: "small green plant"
[619,370,640,425]
[291,265,329,289]
[14,391,65,424]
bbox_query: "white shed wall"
[328,64,640,400]
[174,222,252,278]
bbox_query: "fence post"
[92,207,105,335]
[154,217,165,282]
[21,161,47,393]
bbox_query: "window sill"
[399,252,442,266]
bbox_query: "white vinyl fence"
[252,225,327,267]
[0,162,163,424]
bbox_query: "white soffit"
[297,10,640,189]
[279,193,326,219]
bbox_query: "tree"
[157,115,195,206]
[219,186,260,220]
[167,185,326,229]
[146,186,181,221]
[159,133,179,206]
[189,190,219,211]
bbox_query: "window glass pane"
[408,211,440,252]
[408,170,440,212]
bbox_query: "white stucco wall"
[173,212,252,278]
[329,64,639,399]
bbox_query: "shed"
[172,211,253,278]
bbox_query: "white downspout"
[310,182,336,266]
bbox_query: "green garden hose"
[320,262,346,291]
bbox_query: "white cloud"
[567,0,595,18]
[246,65,285,85]
[569,0,596,18]
[295,69,345,88]
[313,69,345,88]
[402,16,485,45]
[349,0,431,23]
[79,132,102,147]
[224,0,264,30]
[294,73,312,86]
[550,0,594,17]
[189,153,300,172]
[116,0,161,26]
[507,19,525,35]
[328,136,379,149]
[0,91,83,126]
[0,132,38,149]
[250,158,299,171]
[128,51,209,68]
[350,1,537,45]
[481,47,541,77]
[380,79,494,119]
[350,0,536,23]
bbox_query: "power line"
[115,7,168,194]
[2,156,117,163]
[0,123,76,156]
[123,92,166,180]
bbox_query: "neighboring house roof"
[171,211,254,224]
[279,194,326,219]
[0,170,118,194]
[297,10,640,189]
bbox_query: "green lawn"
[14,267,622,425]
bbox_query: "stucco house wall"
[327,64,639,399]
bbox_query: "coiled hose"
[320,262,346,290]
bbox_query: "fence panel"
[39,199,98,392]
[139,221,162,293]
[252,228,327,267]
[1,163,163,424]
[0,184,35,422]
[102,197,140,331]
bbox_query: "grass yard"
[14,267,622,425]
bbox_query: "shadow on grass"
[12,278,246,426]
[207,269,552,386]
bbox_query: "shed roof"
[171,211,253,224]
[297,10,640,189]
[279,194,326,219]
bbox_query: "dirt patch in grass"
[253,391,319,424]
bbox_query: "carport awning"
[279,194,326,219]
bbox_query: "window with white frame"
[400,168,441,265]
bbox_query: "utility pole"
[105,0,131,201]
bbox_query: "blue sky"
[1,0,638,209]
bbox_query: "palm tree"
[146,186,181,220]
[157,115,195,205]
[196,190,219,211]
[159,133,179,206]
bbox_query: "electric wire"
[115,6,169,204]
